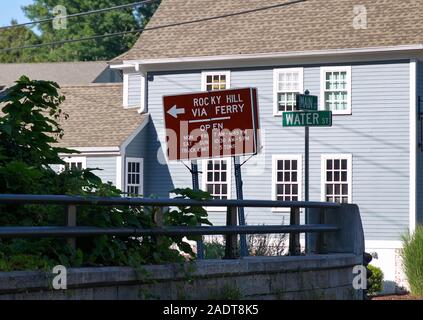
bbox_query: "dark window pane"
[284,172,290,182]
[341,159,347,170]
[342,184,348,194]
[334,160,340,170]
[277,160,283,170]
[214,172,220,182]
[221,161,227,170]
[292,160,297,170]
[208,161,213,170]
[207,76,213,83]
[326,184,333,195]
[222,184,228,194]
[292,196,298,201]
[207,185,213,193]
[215,184,221,194]
[214,162,220,170]
[207,172,213,182]
[285,160,290,170]
[277,172,283,182]
[335,196,341,203]
[285,185,291,194]
[277,184,284,195]
[341,171,347,182]
[292,184,298,195]
[327,172,332,182]
[221,172,227,182]
[327,160,332,169]
[334,171,340,181]
[335,184,340,194]
[277,196,284,201]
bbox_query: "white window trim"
[202,157,232,211]
[125,157,143,196]
[123,72,145,111]
[321,154,353,203]
[273,67,304,116]
[201,70,231,91]
[271,154,303,212]
[320,66,352,115]
[59,156,87,172]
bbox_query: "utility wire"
[1,0,307,52]
[0,0,159,31]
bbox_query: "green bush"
[367,264,384,295]
[0,76,212,271]
[203,239,226,259]
[402,226,423,297]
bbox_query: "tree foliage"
[0,76,211,271]
[0,20,46,63]
[0,0,161,63]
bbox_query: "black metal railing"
[0,194,342,258]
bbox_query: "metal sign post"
[282,90,333,253]
[233,156,249,257]
[190,160,204,259]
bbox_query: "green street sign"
[282,111,332,127]
[296,94,318,111]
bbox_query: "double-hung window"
[321,154,352,203]
[126,158,143,197]
[202,158,231,200]
[273,68,304,115]
[201,71,231,92]
[201,71,231,204]
[62,157,86,171]
[320,66,352,115]
[272,155,302,210]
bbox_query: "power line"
[0,0,307,53]
[0,0,159,31]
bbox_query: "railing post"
[288,207,301,255]
[315,208,327,254]
[65,205,76,250]
[224,206,238,259]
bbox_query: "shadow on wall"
[144,120,175,197]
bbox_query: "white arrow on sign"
[167,105,185,119]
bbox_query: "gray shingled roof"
[117,0,423,61]
[0,61,121,89]
[55,84,146,148]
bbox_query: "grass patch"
[402,226,423,297]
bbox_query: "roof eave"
[115,44,423,70]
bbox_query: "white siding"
[145,61,411,240]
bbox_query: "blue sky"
[0,0,34,26]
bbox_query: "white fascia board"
[58,146,121,156]
[409,59,418,234]
[123,45,423,67]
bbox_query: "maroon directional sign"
[163,88,260,161]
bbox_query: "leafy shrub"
[203,238,226,259]
[367,264,384,295]
[402,226,423,297]
[0,76,212,271]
